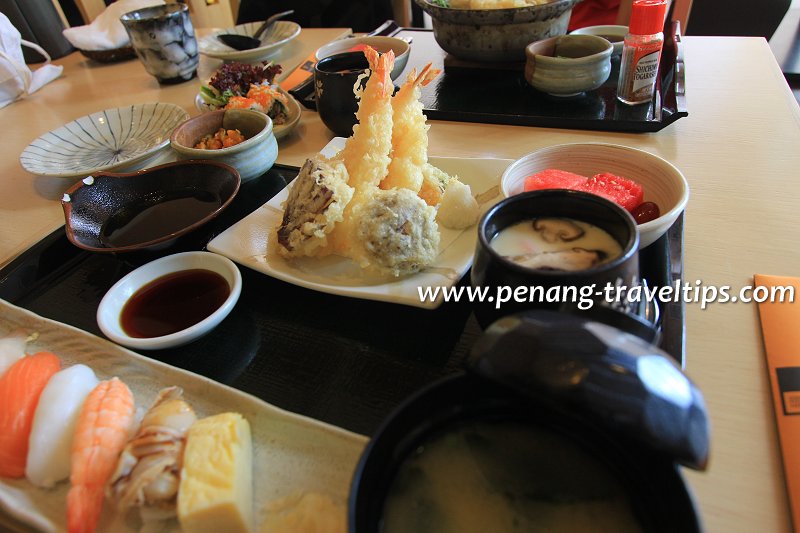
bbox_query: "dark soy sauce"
[101,191,220,247]
[121,269,230,338]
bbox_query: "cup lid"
[467,310,710,470]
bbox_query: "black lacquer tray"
[292,23,687,133]
[0,165,684,436]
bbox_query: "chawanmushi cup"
[471,189,640,329]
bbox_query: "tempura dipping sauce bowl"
[349,311,708,533]
[97,251,242,350]
[471,189,639,329]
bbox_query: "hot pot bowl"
[414,0,582,62]
[471,189,640,329]
[349,311,708,533]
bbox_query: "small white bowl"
[500,143,689,248]
[197,20,301,63]
[315,36,410,80]
[570,25,628,57]
[97,252,242,350]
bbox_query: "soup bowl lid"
[468,310,709,470]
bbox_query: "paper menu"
[755,274,800,529]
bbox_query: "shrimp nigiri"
[26,364,99,487]
[68,377,135,533]
[0,351,61,478]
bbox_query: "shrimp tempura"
[336,46,395,195]
[328,46,396,255]
[381,63,440,193]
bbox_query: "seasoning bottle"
[617,0,669,105]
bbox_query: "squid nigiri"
[68,377,135,533]
[0,328,36,378]
[0,351,61,478]
[107,386,197,522]
[26,364,99,488]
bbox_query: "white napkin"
[0,14,63,109]
[62,0,165,51]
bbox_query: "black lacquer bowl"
[349,311,709,533]
[61,160,240,253]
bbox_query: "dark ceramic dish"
[349,311,709,533]
[61,160,240,253]
[471,189,640,328]
[313,52,371,137]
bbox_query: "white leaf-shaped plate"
[0,299,366,532]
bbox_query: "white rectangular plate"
[208,139,511,309]
[0,299,367,533]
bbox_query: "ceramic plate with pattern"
[19,103,189,180]
[198,20,301,62]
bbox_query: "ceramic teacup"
[120,3,199,84]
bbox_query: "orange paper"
[280,52,316,91]
[755,274,800,529]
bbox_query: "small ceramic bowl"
[170,109,278,182]
[61,160,240,253]
[414,0,581,62]
[97,251,242,350]
[570,24,628,56]
[525,34,613,97]
[500,143,690,248]
[315,36,410,80]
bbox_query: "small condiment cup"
[97,251,241,350]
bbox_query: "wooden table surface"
[1,27,798,533]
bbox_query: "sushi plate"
[0,299,367,533]
[207,137,511,309]
[194,86,302,141]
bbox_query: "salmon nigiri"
[68,377,135,533]
[0,351,61,478]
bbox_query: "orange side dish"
[194,128,246,150]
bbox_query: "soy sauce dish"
[97,251,242,350]
[350,311,710,533]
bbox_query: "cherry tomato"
[632,201,660,224]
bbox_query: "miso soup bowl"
[471,189,639,328]
[350,311,707,533]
